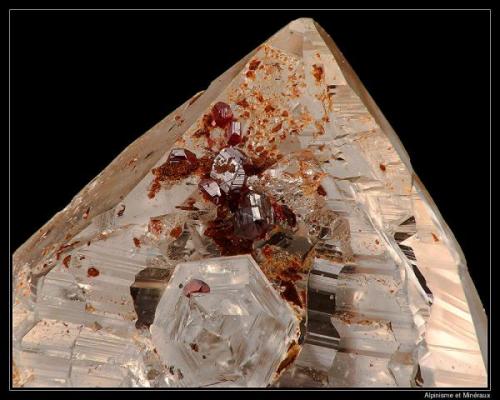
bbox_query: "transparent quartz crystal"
[12,18,487,388]
[150,256,298,387]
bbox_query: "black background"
[10,10,491,313]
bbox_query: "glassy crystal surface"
[227,121,243,146]
[13,18,487,388]
[198,179,223,205]
[211,102,234,127]
[130,267,172,329]
[234,191,274,240]
[210,147,246,194]
[150,255,298,387]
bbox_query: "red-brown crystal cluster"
[147,101,311,310]
[190,103,311,293]
[191,103,282,251]
[203,206,254,256]
[193,101,248,152]
[148,149,199,198]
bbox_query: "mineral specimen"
[12,18,487,388]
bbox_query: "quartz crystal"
[150,256,297,387]
[12,18,487,388]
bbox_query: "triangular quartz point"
[13,18,487,388]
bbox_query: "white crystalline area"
[12,18,487,388]
[15,318,146,387]
[150,256,298,387]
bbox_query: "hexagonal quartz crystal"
[209,147,246,194]
[150,256,298,387]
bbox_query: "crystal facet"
[234,191,274,240]
[12,18,487,388]
[210,147,246,194]
[211,102,233,127]
[198,178,224,205]
[150,256,298,387]
[227,121,243,145]
[182,278,211,297]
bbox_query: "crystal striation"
[210,147,247,194]
[234,191,275,240]
[12,18,487,388]
[150,256,298,387]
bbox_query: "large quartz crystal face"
[13,18,487,388]
[150,256,298,387]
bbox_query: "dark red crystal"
[203,206,253,255]
[234,191,275,240]
[227,121,242,145]
[87,267,100,278]
[211,102,233,127]
[183,279,210,297]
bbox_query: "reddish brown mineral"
[211,102,233,127]
[183,279,210,297]
[227,120,243,145]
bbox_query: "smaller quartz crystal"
[210,147,246,194]
[227,121,243,145]
[211,102,233,127]
[150,255,298,387]
[235,191,274,240]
